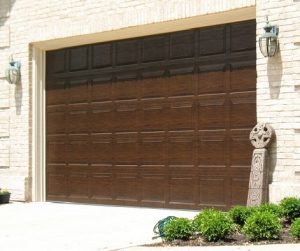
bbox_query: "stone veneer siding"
[3,0,299,203]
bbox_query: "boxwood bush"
[228,205,255,227]
[193,208,235,242]
[242,211,282,241]
[279,197,300,222]
[291,218,300,239]
[163,217,194,241]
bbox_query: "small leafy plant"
[242,211,282,241]
[291,218,300,239]
[194,208,235,242]
[256,203,283,218]
[163,217,194,241]
[279,197,300,222]
[228,205,255,227]
[0,188,10,195]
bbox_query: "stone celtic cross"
[247,122,275,207]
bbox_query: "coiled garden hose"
[153,216,177,239]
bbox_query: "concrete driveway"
[0,202,197,251]
[1,202,300,251]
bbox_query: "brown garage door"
[46,20,256,210]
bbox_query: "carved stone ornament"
[247,188,263,206]
[249,122,275,149]
[247,149,269,207]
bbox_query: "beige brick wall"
[2,0,258,201]
[256,0,300,202]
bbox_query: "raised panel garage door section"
[46,20,256,210]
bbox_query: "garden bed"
[147,225,299,247]
[147,197,300,247]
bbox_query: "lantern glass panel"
[259,37,268,57]
[267,37,278,57]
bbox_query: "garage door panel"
[92,43,112,69]
[141,172,166,203]
[141,72,167,98]
[115,133,138,164]
[169,174,196,206]
[46,164,67,197]
[67,110,89,133]
[91,135,113,164]
[230,68,256,92]
[198,94,227,130]
[230,91,256,128]
[90,174,113,200]
[140,133,165,165]
[199,177,227,207]
[91,76,113,101]
[47,50,66,74]
[113,78,138,100]
[231,177,249,205]
[67,140,90,163]
[47,141,66,163]
[141,99,167,131]
[198,131,227,166]
[169,68,196,96]
[168,132,196,165]
[90,166,113,200]
[142,35,166,62]
[46,20,256,209]
[231,21,256,52]
[47,174,66,198]
[198,70,226,94]
[46,80,66,105]
[68,166,89,198]
[47,112,65,134]
[69,47,89,71]
[230,129,253,166]
[170,30,195,59]
[169,97,195,130]
[199,26,225,56]
[115,101,138,132]
[116,39,139,65]
[90,102,114,133]
[69,79,89,103]
[114,169,139,202]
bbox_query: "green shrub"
[242,211,282,241]
[291,218,300,239]
[0,188,10,195]
[193,209,235,242]
[193,208,219,230]
[279,197,300,222]
[256,203,283,218]
[163,217,194,241]
[228,205,255,226]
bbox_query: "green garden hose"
[153,216,177,239]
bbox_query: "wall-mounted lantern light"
[5,55,21,84]
[259,17,279,58]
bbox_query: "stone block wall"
[256,0,300,202]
